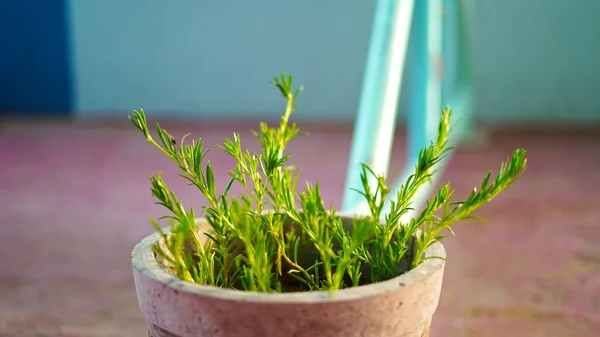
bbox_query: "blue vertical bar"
[407,0,431,165]
[444,0,476,142]
[443,0,458,98]
[0,0,72,116]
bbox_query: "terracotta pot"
[132,216,446,337]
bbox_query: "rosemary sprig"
[129,72,527,294]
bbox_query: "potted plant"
[130,73,527,337]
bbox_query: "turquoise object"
[342,0,475,219]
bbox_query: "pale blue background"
[69,0,600,124]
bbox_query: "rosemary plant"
[129,73,527,294]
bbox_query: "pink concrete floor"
[0,118,599,336]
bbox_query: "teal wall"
[474,0,600,124]
[69,0,600,124]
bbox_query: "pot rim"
[132,213,446,303]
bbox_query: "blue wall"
[0,0,72,115]
[4,0,600,124]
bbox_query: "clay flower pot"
[132,215,446,337]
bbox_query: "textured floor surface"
[0,118,599,336]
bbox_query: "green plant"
[128,73,527,294]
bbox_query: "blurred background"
[0,0,599,336]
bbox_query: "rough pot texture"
[132,216,446,337]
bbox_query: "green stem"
[277,93,294,158]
